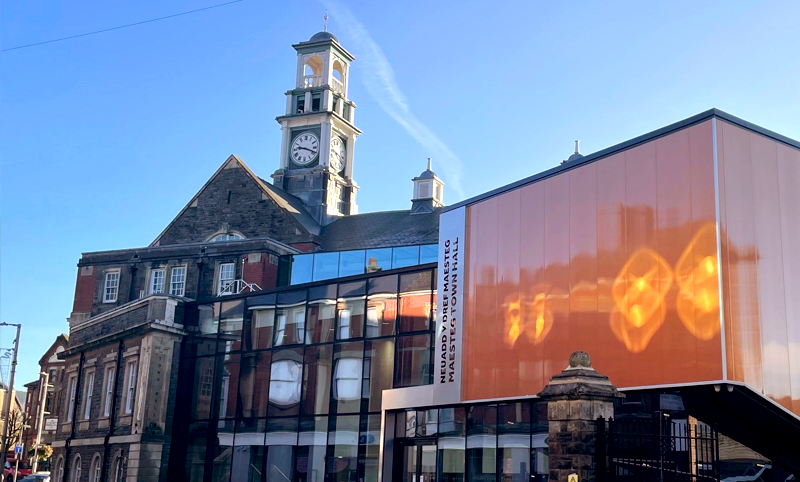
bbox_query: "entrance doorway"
[397,440,437,482]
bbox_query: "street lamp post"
[0,323,22,464]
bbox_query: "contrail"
[324,2,465,199]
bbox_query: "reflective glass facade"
[290,245,438,285]
[180,266,436,482]
[387,401,549,482]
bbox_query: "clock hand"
[298,147,314,152]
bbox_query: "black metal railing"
[597,417,719,481]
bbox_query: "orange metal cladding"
[461,120,723,402]
[717,120,800,415]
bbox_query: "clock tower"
[272,31,361,226]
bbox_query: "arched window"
[90,454,102,482]
[331,59,346,94]
[112,454,123,482]
[303,55,324,88]
[72,454,82,482]
[210,233,244,242]
[54,456,64,482]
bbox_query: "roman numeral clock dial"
[291,132,320,166]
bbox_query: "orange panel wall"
[461,120,723,401]
[717,120,800,415]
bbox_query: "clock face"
[329,137,346,172]
[291,132,320,165]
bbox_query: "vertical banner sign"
[434,206,466,405]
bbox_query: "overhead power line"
[1,0,246,52]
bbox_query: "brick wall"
[73,266,96,313]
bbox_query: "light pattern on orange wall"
[675,223,720,340]
[610,248,673,353]
[462,120,723,402]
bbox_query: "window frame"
[72,454,81,482]
[169,265,187,297]
[101,366,115,418]
[83,370,95,420]
[103,270,120,303]
[149,268,166,295]
[124,362,138,414]
[90,454,102,482]
[217,262,236,296]
[66,375,77,422]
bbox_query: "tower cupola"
[272,28,362,226]
[411,158,444,213]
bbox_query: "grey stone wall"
[157,163,312,246]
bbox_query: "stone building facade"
[46,30,442,482]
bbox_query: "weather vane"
[324,10,328,32]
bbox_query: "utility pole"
[32,370,49,473]
[0,323,22,463]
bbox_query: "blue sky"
[2,0,799,387]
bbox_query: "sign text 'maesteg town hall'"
[434,207,465,404]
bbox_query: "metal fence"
[596,417,719,481]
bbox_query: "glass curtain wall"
[396,402,548,482]
[184,267,436,482]
[290,245,438,284]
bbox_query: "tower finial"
[574,140,580,154]
[324,10,328,32]
[427,157,432,171]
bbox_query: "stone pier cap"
[537,351,625,404]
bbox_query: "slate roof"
[318,209,440,251]
[259,178,321,236]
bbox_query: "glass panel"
[238,351,271,418]
[313,253,340,281]
[232,424,266,482]
[498,403,531,482]
[395,334,432,388]
[269,348,304,417]
[302,345,333,415]
[466,405,497,482]
[307,295,336,345]
[403,445,418,482]
[362,339,394,412]
[219,354,241,419]
[338,281,366,340]
[220,300,244,353]
[366,275,397,338]
[392,246,420,269]
[365,248,391,273]
[266,445,295,482]
[339,250,367,278]
[298,417,328,482]
[366,295,396,338]
[275,293,307,347]
[358,415,381,482]
[184,422,209,482]
[399,272,433,333]
[438,408,465,482]
[266,417,299,445]
[191,357,216,420]
[212,420,234,482]
[420,245,438,264]
[420,444,437,482]
[417,409,438,437]
[198,304,218,335]
[327,415,360,482]
[337,298,365,340]
[292,254,314,285]
[249,308,275,351]
[332,342,364,414]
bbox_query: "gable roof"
[318,209,440,251]
[150,155,320,246]
[38,334,68,366]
